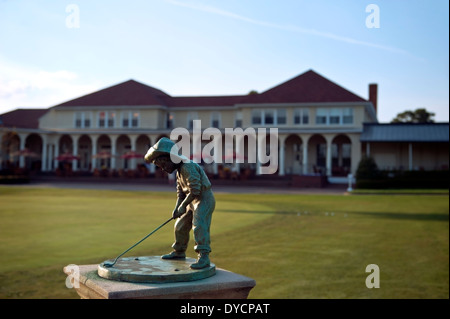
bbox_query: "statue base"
[64,262,256,299]
[98,256,215,283]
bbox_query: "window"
[98,111,106,128]
[343,108,353,124]
[329,108,341,124]
[75,112,82,128]
[108,112,115,127]
[316,108,328,124]
[167,112,174,129]
[84,112,91,128]
[251,109,261,125]
[211,112,221,128]
[251,109,286,125]
[132,112,139,127]
[122,112,129,127]
[277,109,286,125]
[265,109,274,124]
[315,108,354,125]
[294,108,309,125]
[121,111,140,128]
[302,110,309,124]
[98,111,116,128]
[235,111,243,127]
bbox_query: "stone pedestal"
[97,256,216,283]
[63,264,256,299]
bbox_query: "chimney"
[369,83,378,114]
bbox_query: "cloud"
[165,0,409,55]
[0,58,101,112]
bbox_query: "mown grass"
[0,186,448,299]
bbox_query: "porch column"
[19,133,26,168]
[47,144,53,171]
[278,135,286,176]
[302,137,309,175]
[72,135,79,172]
[91,135,98,171]
[110,135,117,171]
[129,135,137,170]
[326,138,332,177]
[41,135,48,172]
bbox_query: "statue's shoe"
[161,251,186,259]
[190,254,210,269]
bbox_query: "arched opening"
[135,135,151,177]
[116,135,131,170]
[59,135,73,154]
[308,134,327,175]
[57,135,73,175]
[1,132,21,169]
[78,135,92,171]
[96,135,112,170]
[24,134,42,171]
[136,135,151,159]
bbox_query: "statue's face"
[154,155,178,174]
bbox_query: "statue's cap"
[144,137,189,164]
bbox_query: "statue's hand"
[172,205,186,219]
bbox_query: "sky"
[0,0,448,123]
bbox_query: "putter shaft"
[104,217,174,267]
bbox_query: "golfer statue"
[144,137,215,269]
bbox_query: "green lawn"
[0,186,448,299]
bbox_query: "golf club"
[103,216,174,268]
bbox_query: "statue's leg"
[171,209,193,253]
[190,192,215,269]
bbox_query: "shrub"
[356,156,380,180]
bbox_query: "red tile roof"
[53,70,367,108]
[0,109,48,129]
[55,79,171,107]
[250,70,367,104]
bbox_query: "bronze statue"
[144,137,215,269]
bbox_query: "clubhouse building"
[1,70,448,183]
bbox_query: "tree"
[391,108,435,123]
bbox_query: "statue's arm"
[173,164,200,218]
[173,182,186,218]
